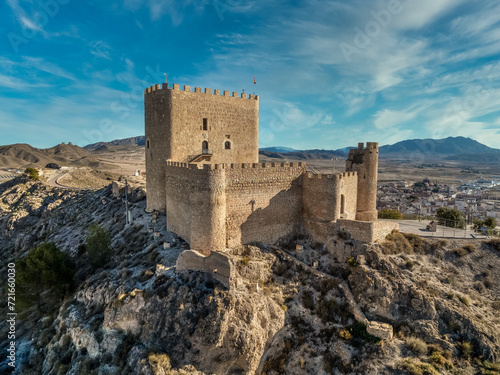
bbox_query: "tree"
[24,167,39,180]
[435,207,465,229]
[484,217,497,230]
[86,223,112,268]
[16,242,74,310]
[473,217,498,235]
[378,209,403,220]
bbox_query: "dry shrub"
[463,244,476,253]
[406,336,428,356]
[485,239,500,251]
[380,230,413,254]
[403,233,430,253]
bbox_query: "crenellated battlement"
[353,142,379,151]
[304,171,358,180]
[166,161,304,170]
[145,83,259,100]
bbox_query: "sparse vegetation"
[346,256,358,267]
[459,341,474,359]
[85,223,112,268]
[16,242,74,311]
[402,358,439,375]
[380,230,413,254]
[406,336,428,356]
[24,167,39,180]
[378,208,403,220]
[430,351,453,370]
[349,322,380,343]
[241,255,250,266]
[339,329,352,340]
[458,294,470,306]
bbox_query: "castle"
[144,82,397,256]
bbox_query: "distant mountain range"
[0,143,108,169]
[82,136,500,158]
[378,136,500,155]
[2,136,498,169]
[84,136,145,150]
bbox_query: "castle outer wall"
[164,162,363,254]
[165,162,305,254]
[145,84,259,211]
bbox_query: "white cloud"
[6,0,48,37]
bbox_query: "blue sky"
[1,0,500,150]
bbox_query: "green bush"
[24,167,39,180]
[16,242,74,310]
[349,322,380,343]
[435,207,465,229]
[378,209,403,220]
[86,223,112,268]
[460,341,474,359]
[474,217,497,232]
[430,351,453,369]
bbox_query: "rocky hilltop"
[0,142,110,169]
[0,177,499,374]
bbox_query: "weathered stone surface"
[175,250,233,288]
[367,321,394,340]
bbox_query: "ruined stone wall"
[346,142,379,222]
[337,219,399,243]
[302,172,358,242]
[176,250,233,288]
[372,220,399,242]
[225,162,305,248]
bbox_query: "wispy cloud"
[6,0,48,37]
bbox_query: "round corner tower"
[345,142,378,222]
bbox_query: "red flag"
[254,76,256,84]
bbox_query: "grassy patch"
[406,336,427,356]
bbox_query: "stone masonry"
[144,82,398,255]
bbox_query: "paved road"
[380,219,488,239]
[47,173,81,190]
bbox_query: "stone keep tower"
[346,142,379,222]
[144,83,259,211]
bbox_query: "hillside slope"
[0,178,499,374]
[0,142,110,169]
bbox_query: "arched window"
[146,140,150,149]
[224,141,231,150]
[202,141,209,151]
[340,194,345,215]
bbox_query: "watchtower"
[346,142,379,221]
[144,83,259,211]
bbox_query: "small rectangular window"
[203,118,208,131]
